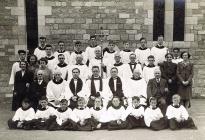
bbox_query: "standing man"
[54,41,70,64]
[34,36,47,60]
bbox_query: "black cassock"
[13,70,34,111]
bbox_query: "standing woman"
[177,51,193,109]
[27,54,39,74]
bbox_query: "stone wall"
[0,0,205,98]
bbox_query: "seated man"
[86,66,110,108]
[46,69,69,108]
[147,68,169,115]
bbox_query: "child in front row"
[166,94,197,130]
[8,98,35,130]
[73,97,94,131]
[144,97,168,130]
[48,99,78,131]
[90,97,109,130]
[125,96,145,129]
[107,96,127,130]
[30,96,56,130]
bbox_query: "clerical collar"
[53,78,63,84]
[172,104,180,108]
[131,77,142,81]
[21,106,31,111]
[78,107,85,110]
[75,51,83,54]
[139,47,148,50]
[95,57,102,60]
[107,50,115,53]
[114,62,123,66]
[38,46,45,50]
[112,76,118,80]
[57,107,68,112]
[57,50,65,53]
[150,106,157,110]
[93,76,101,80]
[38,106,48,111]
[76,63,84,65]
[94,106,102,111]
[111,104,122,110]
[156,44,165,49]
[46,56,55,60]
[129,62,137,65]
[58,63,68,67]
[123,49,131,52]
[174,56,180,59]
[147,64,155,68]
[133,105,141,109]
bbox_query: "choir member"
[53,54,69,80]
[159,53,177,105]
[34,57,52,83]
[86,66,110,108]
[48,99,78,131]
[151,35,169,65]
[147,68,169,115]
[67,68,87,109]
[69,41,87,65]
[123,53,142,78]
[144,97,168,130]
[46,69,69,108]
[107,96,127,130]
[177,51,194,109]
[8,98,35,129]
[120,41,133,64]
[142,55,159,83]
[125,96,145,129]
[29,70,47,110]
[135,37,151,67]
[13,61,34,111]
[34,36,47,60]
[54,41,70,64]
[45,44,56,71]
[172,48,183,64]
[124,69,147,106]
[73,97,94,131]
[166,94,197,130]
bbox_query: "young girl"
[48,99,78,131]
[30,96,56,130]
[107,96,127,130]
[125,96,145,129]
[166,94,197,130]
[144,97,168,130]
[90,97,109,130]
[8,98,35,129]
[73,97,94,131]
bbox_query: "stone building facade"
[0,0,205,98]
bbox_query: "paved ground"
[0,99,204,140]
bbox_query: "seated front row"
[8,94,197,131]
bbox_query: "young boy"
[125,96,145,129]
[8,98,35,129]
[54,41,70,65]
[31,96,57,130]
[90,97,109,130]
[166,94,197,130]
[107,96,127,130]
[48,99,78,131]
[73,97,94,131]
[103,41,117,68]
[144,97,168,130]
[120,41,133,64]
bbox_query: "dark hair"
[165,53,173,58]
[19,61,28,68]
[149,97,157,103]
[60,99,68,103]
[45,44,52,49]
[27,54,38,64]
[78,97,85,102]
[132,96,140,101]
[140,37,146,42]
[92,65,100,70]
[90,35,96,39]
[72,68,80,73]
[173,47,180,52]
[147,55,155,59]
[108,40,115,45]
[39,36,46,40]
[111,67,118,72]
[58,41,64,44]
[39,57,48,65]
[180,51,191,59]
[75,41,81,45]
[22,98,31,104]
[129,53,136,57]
[39,96,48,101]
[123,41,129,44]
[18,50,26,54]
[58,54,65,58]
[158,35,164,38]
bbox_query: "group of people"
[8,35,196,131]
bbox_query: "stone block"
[165,11,173,24]
[185,17,198,25]
[126,30,138,34]
[46,18,55,23]
[148,10,153,19]
[135,34,143,40]
[187,3,199,9]
[185,33,195,41]
[91,2,102,7]
[38,6,52,15]
[128,35,135,40]
[38,16,45,26]
[107,24,118,29]
[83,34,90,40]
[126,19,135,24]
[75,18,86,24]
[102,2,116,7]
[119,13,130,18]
[135,9,139,14]
[86,19,92,24]
[165,25,173,41]
[199,2,205,6]
[107,35,120,40]
[135,2,143,7]
[85,2,92,7]
[103,18,115,23]
[62,2,67,7]
[38,0,45,6]
[17,0,25,7]
[165,0,174,11]
[11,7,25,15]
[144,1,153,10]
[54,18,63,23]
[81,24,89,29]
[89,24,98,29]
[144,18,153,25]
[116,19,126,24]
[198,30,205,34]
[18,16,26,25]
[71,2,84,7]
[120,34,129,40]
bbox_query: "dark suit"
[147,78,168,115]
[159,61,177,104]
[29,80,47,110]
[13,70,34,111]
